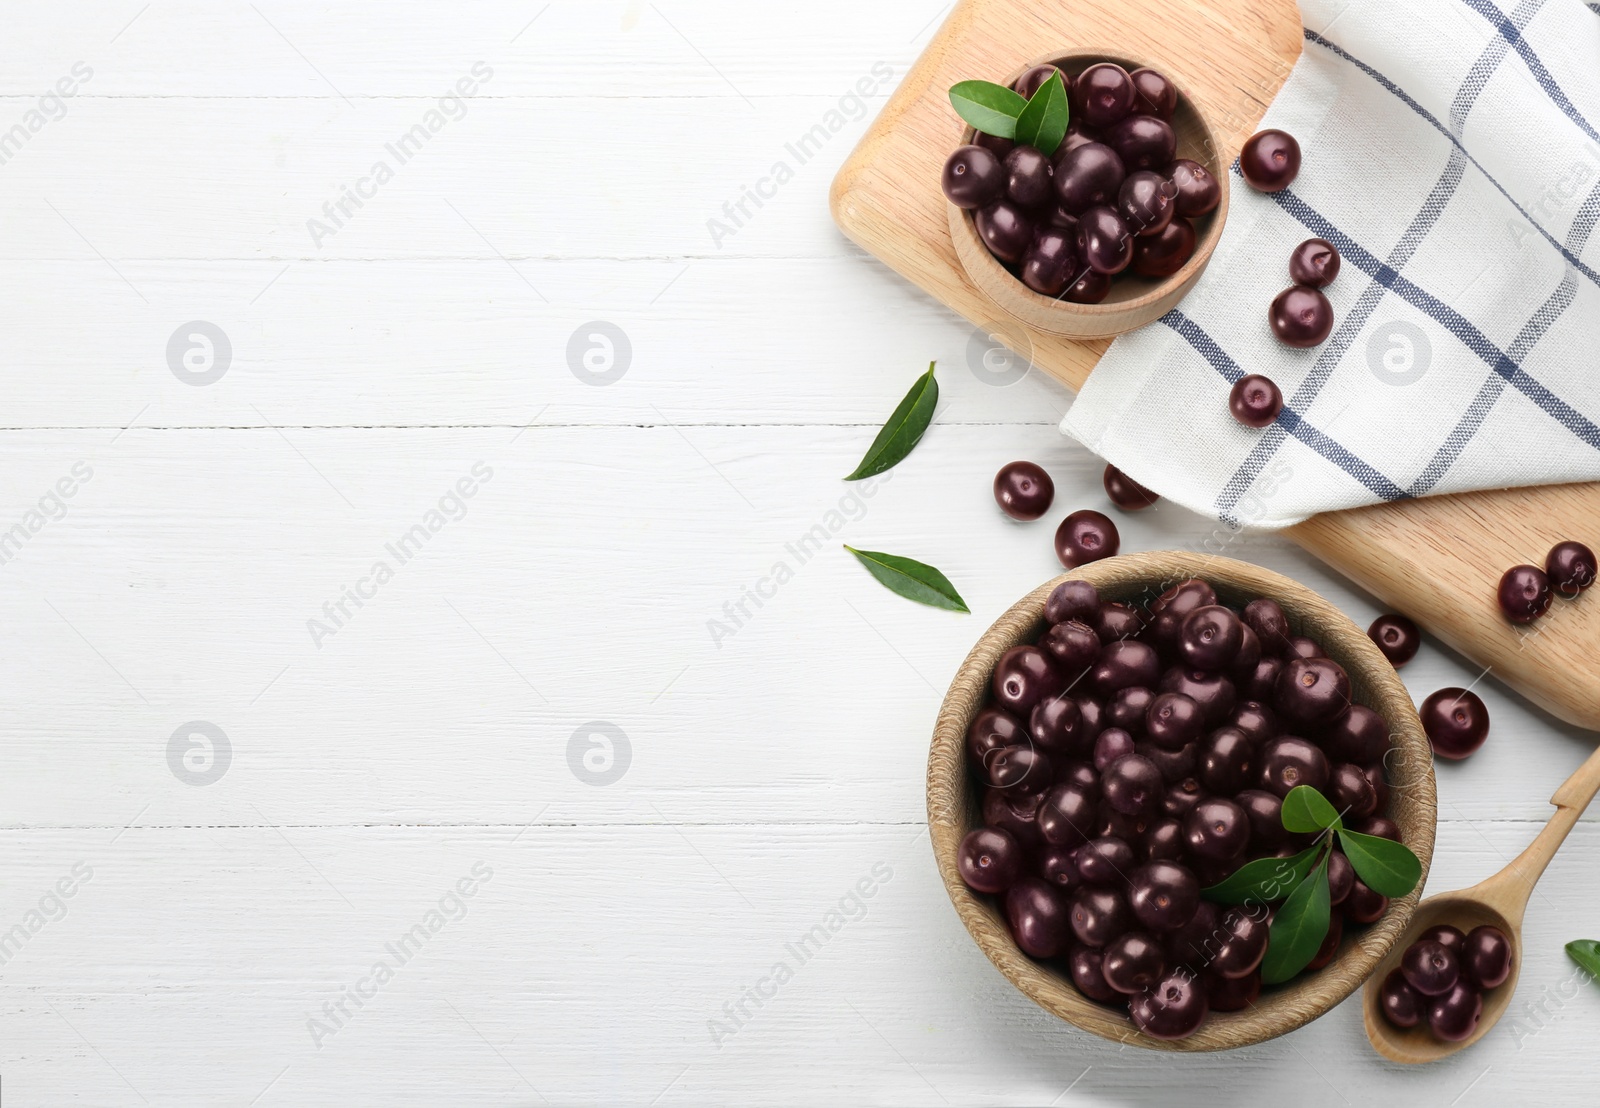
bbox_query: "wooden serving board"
[830,0,1600,731]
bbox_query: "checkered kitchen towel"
[1060,0,1600,528]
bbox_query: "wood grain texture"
[929,553,1436,1051]
[831,0,1600,732]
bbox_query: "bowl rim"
[947,50,1231,332]
[927,552,1437,1051]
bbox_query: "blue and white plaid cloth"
[1060,0,1600,528]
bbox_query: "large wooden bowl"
[948,51,1230,339]
[928,552,1437,1051]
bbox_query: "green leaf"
[843,546,969,613]
[948,80,1027,140]
[1565,939,1600,979]
[1201,844,1322,905]
[845,362,938,481]
[1336,829,1422,898]
[1281,785,1342,834]
[1014,72,1069,158]
[1260,854,1332,984]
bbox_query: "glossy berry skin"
[1069,885,1134,947]
[1103,753,1164,816]
[1546,540,1598,597]
[1236,789,1286,848]
[1148,578,1217,651]
[1054,142,1126,214]
[1307,912,1343,971]
[992,645,1064,715]
[1179,605,1244,671]
[1072,63,1136,128]
[973,130,1016,161]
[1212,906,1270,978]
[1170,159,1220,217]
[1021,228,1086,297]
[1013,63,1064,99]
[1102,931,1167,993]
[1145,692,1203,750]
[1464,925,1513,989]
[1103,464,1160,509]
[1258,736,1330,797]
[1419,924,1466,954]
[1326,849,1354,905]
[1093,640,1160,695]
[942,145,1006,209]
[1108,686,1155,734]
[1270,285,1335,347]
[1106,115,1176,173]
[1037,847,1081,890]
[1243,598,1291,654]
[1207,970,1262,1011]
[1046,579,1101,624]
[1199,727,1255,794]
[1427,980,1483,1042]
[1229,701,1279,746]
[1005,878,1073,958]
[1288,238,1340,287]
[1497,564,1551,623]
[1117,170,1178,236]
[1068,945,1121,1002]
[1276,656,1352,726]
[958,827,1024,893]
[1041,619,1101,675]
[1240,128,1301,192]
[1323,703,1390,765]
[1038,783,1098,847]
[993,460,1056,521]
[1368,613,1421,667]
[1142,817,1185,862]
[1056,509,1121,568]
[1379,969,1423,1029]
[1077,836,1136,886]
[1229,374,1283,428]
[1184,797,1249,862]
[1004,145,1056,210]
[1329,761,1379,820]
[1093,727,1137,772]
[1078,205,1135,274]
[1344,876,1389,924]
[1359,816,1401,842]
[1096,602,1145,644]
[1284,636,1324,661]
[975,201,1035,262]
[1130,970,1209,1040]
[1164,899,1220,969]
[1131,217,1197,278]
[1030,696,1083,752]
[1127,859,1200,932]
[1159,667,1236,727]
[1402,939,1460,996]
[1244,659,1282,704]
[986,745,1053,797]
[1063,268,1112,304]
[1129,68,1177,120]
[966,706,1027,770]
[1420,687,1490,760]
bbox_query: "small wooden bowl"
[948,52,1230,340]
[928,553,1436,1051]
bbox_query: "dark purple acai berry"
[1270,285,1335,347]
[1229,374,1283,428]
[1419,924,1466,954]
[1102,753,1164,816]
[1117,170,1177,236]
[1128,68,1177,120]
[991,645,1063,714]
[1326,849,1354,904]
[1497,564,1551,623]
[1056,509,1120,568]
[1069,885,1134,947]
[1198,727,1255,794]
[1102,931,1167,993]
[1103,463,1160,510]
[1093,640,1160,695]
[1463,925,1513,989]
[1275,656,1352,726]
[1420,687,1489,761]
[1368,613,1420,667]
[1158,667,1236,727]
[1288,237,1340,287]
[1257,736,1330,797]
[1131,218,1197,278]
[993,460,1056,521]
[1093,727,1136,772]
[1020,227,1085,297]
[1379,968,1423,1029]
[958,827,1023,893]
[1211,906,1270,979]
[1077,205,1135,274]
[1072,63,1136,129]
[1005,878,1072,958]
[1077,835,1135,886]
[1184,797,1249,862]
[1013,63,1063,99]
[1328,761,1378,820]
[975,200,1035,262]
[966,706,1026,770]
[1030,695,1083,753]
[1129,970,1209,1039]
[1145,692,1203,750]
[1322,703,1390,764]
[1127,859,1199,932]
[1041,619,1101,675]
[1242,598,1291,655]
[1038,783,1098,847]
[1063,268,1112,304]
[1401,939,1459,996]
[1546,540,1598,597]
[1054,142,1126,214]
[1240,128,1301,192]
[1069,945,1120,1002]
[942,145,1005,209]
[1427,980,1483,1042]
[1105,115,1176,173]
[1170,158,1220,217]
[1108,685,1155,734]
[1345,876,1389,924]
[1003,145,1055,210]
[1179,605,1244,671]
[1046,578,1101,624]
[986,745,1052,797]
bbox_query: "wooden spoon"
[1363,741,1600,1062]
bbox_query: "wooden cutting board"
[831,0,1600,731]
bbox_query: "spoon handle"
[1475,742,1600,921]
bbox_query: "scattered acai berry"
[1240,129,1301,192]
[1368,613,1421,667]
[1270,284,1335,347]
[1229,374,1284,428]
[1545,540,1597,597]
[993,460,1056,521]
[1381,925,1510,1041]
[1103,464,1160,510]
[942,145,1006,209]
[1419,687,1490,761]
[1288,238,1341,287]
[1497,564,1552,624]
[1055,509,1120,568]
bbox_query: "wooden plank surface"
[831,0,1600,730]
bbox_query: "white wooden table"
[2,2,1597,1104]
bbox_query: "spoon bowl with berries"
[929,552,1436,1050]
